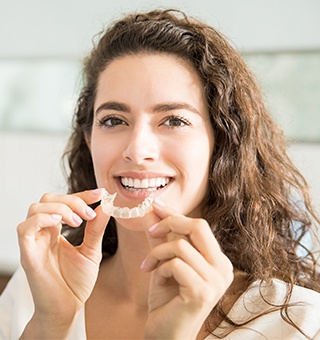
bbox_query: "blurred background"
[1,0,320,288]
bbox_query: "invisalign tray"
[101,189,154,219]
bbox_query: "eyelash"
[162,115,191,128]
[96,115,127,128]
[96,114,191,129]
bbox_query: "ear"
[84,133,91,151]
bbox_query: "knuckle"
[40,192,53,202]
[31,213,44,226]
[27,202,39,215]
[174,238,187,252]
[71,194,82,204]
[70,195,86,210]
[165,214,175,225]
[16,222,25,235]
[195,218,209,230]
[170,257,183,270]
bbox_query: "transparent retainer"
[101,189,154,219]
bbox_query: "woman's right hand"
[17,189,109,338]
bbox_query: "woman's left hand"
[142,200,234,340]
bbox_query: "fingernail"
[51,214,62,221]
[153,198,165,207]
[86,206,96,219]
[140,259,147,270]
[93,188,104,195]
[72,213,83,225]
[148,223,158,232]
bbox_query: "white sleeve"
[0,266,87,340]
[206,279,320,339]
[0,266,34,339]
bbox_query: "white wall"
[0,132,68,272]
[1,0,320,59]
[1,0,320,273]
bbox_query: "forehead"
[94,53,207,113]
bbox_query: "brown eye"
[163,115,190,128]
[97,116,127,128]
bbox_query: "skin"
[18,54,234,339]
[89,53,214,224]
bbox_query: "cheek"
[90,135,119,179]
[173,135,212,193]
[186,135,212,191]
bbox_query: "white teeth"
[101,189,154,219]
[120,177,169,190]
[133,178,140,188]
[149,178,156,187]
[141,178,149,188]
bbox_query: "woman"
[1,9,320,339]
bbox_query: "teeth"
[101,190,154,219]
[120,177,169,189]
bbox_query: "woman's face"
[88,53,214,223]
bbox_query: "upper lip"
[115,171,173,190]
[114,171,174,180]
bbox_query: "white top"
[1,266,320,339]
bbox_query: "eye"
[162,115,191,128]
[97,115,127,128]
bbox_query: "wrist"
[20,312,77,339]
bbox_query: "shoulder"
[210,279,320,339]
[244,278,320,312]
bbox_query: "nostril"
[121,128,159,164]
[122,145,159,164]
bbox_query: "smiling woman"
[0,8,320,340]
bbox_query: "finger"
[28,202,88,227]
[154,258,204,296]
[17,214,63,265]
[148,214,222,266]
[40,188,105,205]
[17,213,63,238]
[79,205,110,262]
[152,198,178,219]
[144,199,178,249]
[38,189,104,222]
[141,238,212,281]
[155,258,233,308]
[72,188,105,205]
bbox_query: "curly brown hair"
[63,9,320,337]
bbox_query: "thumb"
[152,198,177,219]
[79,205,110,262]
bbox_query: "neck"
[100,225,152,307]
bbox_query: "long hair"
[63,9,320,337]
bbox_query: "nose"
[122,125,159,164]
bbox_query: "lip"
[114,171,174,179]
[114,171,173,201]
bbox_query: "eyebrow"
[152,102,201,116]
[95,101,201,116]
[95,101,130,115]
